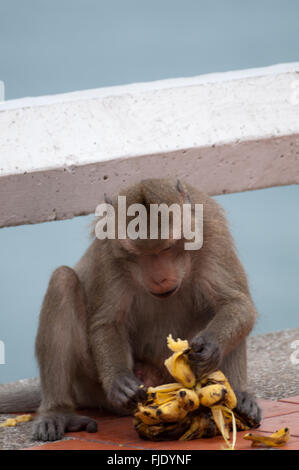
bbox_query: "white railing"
[0,63,298,228]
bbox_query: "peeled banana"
[176,388,200,411]
[164,335,196,388]
[0,414,33,428]
[243,427,290,448]
[198,370,237,410]
[147,382,182,405]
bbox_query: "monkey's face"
[118,239,191,298]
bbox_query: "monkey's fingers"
[32,415,66,441]
[234,391,262,428]
[32,414,98,441]
[110,373,146,408]
[188,336,222,380]
[122,377,148,407]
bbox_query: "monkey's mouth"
[150,286,178,299]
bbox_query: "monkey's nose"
[153,278,167,286]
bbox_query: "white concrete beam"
[0,63,299,227]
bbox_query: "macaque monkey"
[0,179,261,440]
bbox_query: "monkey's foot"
[234,391,262,428]
[32,413,98,441]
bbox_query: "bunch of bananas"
[134,335,251,448]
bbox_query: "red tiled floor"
[279,396,299,405]
[24,398,299,450]
[25,439,141,450]
[258,399,299,418]
[66,416,138,444]
[259,412,299,437]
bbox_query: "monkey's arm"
[189,290,257,389]
[203,292,257,352]
[190,252,257,379]
[89,312,146,409]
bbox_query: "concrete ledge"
[0,63,299,227]
[248,328,299,400]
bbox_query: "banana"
[134,416,192,441]
[148,382,182,393]
[164,336,196,388]
[164,352,196,388]
[135,404,161,425]
[211,406,230,441]
[179,416,203,441]
[0,414,33,428]
[199,370,237,409]
[243,427,290,448]
[156,399,188,422]
[167,334,189,352]
[147,383,182,405]
[176,388,200,411]
[179,413,215,440]
[197,383,228,407]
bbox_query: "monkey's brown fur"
[0,179,261,441]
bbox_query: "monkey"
[0,178,261,441]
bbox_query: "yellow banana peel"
[167,335,189,352]
[243,427,290,448]
[0,414,33,428]
[147,382,182,405]
[164,335,196,388]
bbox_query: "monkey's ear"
[176,180,191,203]
[104,193,113,205]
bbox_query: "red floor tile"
[279,396,299,405]
[25,439,141,450]
[66,416,138,444]
[258,399,299,418]
[259,412,299,437]
[126,434,241,451]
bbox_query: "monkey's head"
[110,179,194,299]
[118,237,191,299]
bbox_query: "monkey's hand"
[107,370,147,410]
[188,335,222,380]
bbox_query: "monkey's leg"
[189,293,261,426]
[221,341,261,428]
[33,266,98,441]
[189,334,261,427]
[89,315,147,412]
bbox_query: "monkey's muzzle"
[150,286,178,298]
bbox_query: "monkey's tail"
[0,378,41,413]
